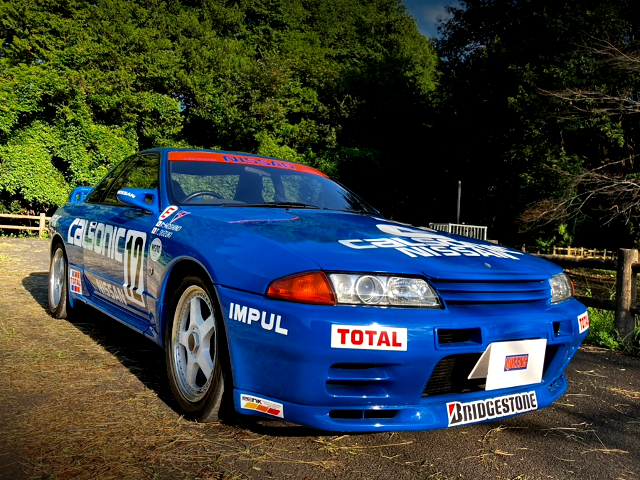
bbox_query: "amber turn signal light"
[267,272,337,305]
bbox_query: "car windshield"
[169,154,377,214]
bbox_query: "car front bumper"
[216,285,587,432]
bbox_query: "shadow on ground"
[20,271,333,437]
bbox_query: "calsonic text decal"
[229,303,288,335]
[240,394,284,418]
[504,354,529,372]
[447,391,537,427]
[69,269,82,294]
[339,224,524,260]
[331,325,407,351]
[578,312,589,334]
[67,218,146,307]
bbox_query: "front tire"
[166,276,228,422]
[48,244,71,319]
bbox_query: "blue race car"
[47,148,589,432]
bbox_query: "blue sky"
[404,0,458,38]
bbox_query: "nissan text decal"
[339,224,524,260]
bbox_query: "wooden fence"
[0,213,51,238]
[524,245,616,260]
[534,248,639,347]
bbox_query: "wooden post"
[38,213,46,238]
[615,248,638,348]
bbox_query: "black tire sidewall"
[48,244,69,319]
[165,276,226,421]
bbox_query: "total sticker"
[240,394,284,418]
[331,324,407,351]
[69,268,82,294]
[578,312,589,334]
[149,237,162,262]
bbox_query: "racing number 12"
[123,231,147,308]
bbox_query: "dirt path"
[1,237,640,480]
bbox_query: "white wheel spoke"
[196,350,213,379]
[199,316,215,341]
[185,352,199,386]
[178,330,191,349]
[190,297,203,325]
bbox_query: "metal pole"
[456,180,461,224]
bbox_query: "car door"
[81,153,160,329]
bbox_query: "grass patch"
[584,308,640,353]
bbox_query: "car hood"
[186,208,560,281]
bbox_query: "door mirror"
[116,188,159,213]
[68,186,93,204]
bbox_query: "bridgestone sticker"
[240,394,284,418]
[447,391,538,427]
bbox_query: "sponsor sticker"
[229,303,288,335]
[447,391,538,427]
[170,211,191,224]
[117,189,136,199]
[330,325,407,351]
[168,151,327,177]
[158,205,178,221]
[240,394,284,418]
[69,269,82,294]
[504,354,529,372]
[67,218,146,307]
[578,312,589,334]
[339,224,524,261]
[149,237,162,262]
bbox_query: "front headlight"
[328,273,442,307]
[549,273,574,304]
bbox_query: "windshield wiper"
[253,202,320,209]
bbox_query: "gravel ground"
[1,237,639,480]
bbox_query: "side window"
[86,157,133,204]
[102,154,160,206]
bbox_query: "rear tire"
[48,244,71,319]
[165,276,230,422]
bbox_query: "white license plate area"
[468,339,547,391]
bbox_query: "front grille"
[423,345,561,397]
[422,354,484,397]
[430,279,549,304]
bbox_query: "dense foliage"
[4,0,640,248]
[435,0,640,247]
[0,0,437,219]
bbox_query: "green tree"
[435,0,640,246]
[0,0,439,219]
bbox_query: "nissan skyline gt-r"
[47,148,589,432]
